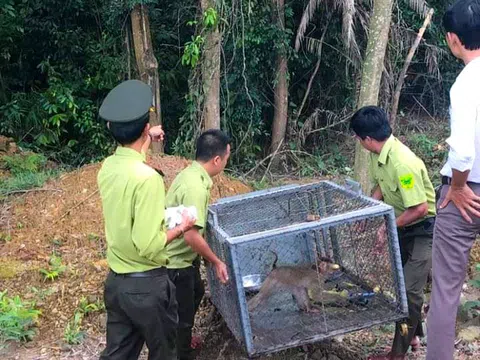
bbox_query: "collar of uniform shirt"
[114,146,145,161]
[377,135,395,166]
[191,160,213,190]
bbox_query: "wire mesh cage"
[206,181,408,357]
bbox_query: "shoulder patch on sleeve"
[399,173,414,189]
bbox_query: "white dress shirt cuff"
[447,149,474,172]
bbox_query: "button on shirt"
[97,147,169,273]
[166,161,212,269]
[441,57,480,183]
[370,136,436,220]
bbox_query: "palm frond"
[306,37,325,57]
[295,0,323,51]
[404,0,429,18]
[340,0,361,66]
[424,44,447,79]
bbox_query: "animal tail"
[248,294,262,312]
[269,250,279,270]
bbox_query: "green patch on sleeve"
[399,173,415,189]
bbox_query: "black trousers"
[391,219,433,355]
[100,271,178,360]
[167,258,205,360]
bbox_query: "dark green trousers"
[167,257,205,360]
[100,271,178,360]
[391,219,433,355]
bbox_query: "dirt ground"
[1,154,479,360]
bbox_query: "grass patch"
[0,290,41,344]
[64,312,84,345]
[0,153,61,197]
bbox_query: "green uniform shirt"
[166,161,212,269]
[369,136,436,220]
[97,147,169,273]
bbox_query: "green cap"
[99,80,153,123]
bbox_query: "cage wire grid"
[206,181,408,357]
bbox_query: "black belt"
[111,267,167,278]
[403,216,435,231]
[441,176,478,186]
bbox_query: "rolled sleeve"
[446,89,477,172]
[132,174,167,263]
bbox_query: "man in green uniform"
[350,106,436,360]
[166,129,230,360]
[97,79,195,360]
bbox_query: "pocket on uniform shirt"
[388,180,398,193]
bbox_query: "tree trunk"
[353,0,395,193]
[131,4,163,153]
[270,0,289,166]
[201,0,221,130]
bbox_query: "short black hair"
[195,129,231,162]
[444,0,480,50]
[350,106,392,141]
[108,115,149,145]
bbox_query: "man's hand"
[214,260,229,284]
[180,210,196,233]
[440,185,480,223]
[149,125,165,142]
[374,223,388,255]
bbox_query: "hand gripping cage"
[206,181,408,357]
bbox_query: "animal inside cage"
[206,181,408,357]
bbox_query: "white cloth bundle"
[165,205,198,230]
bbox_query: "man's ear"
[106,121,110,129]
[213,155,221,166]
[446,32,460,47]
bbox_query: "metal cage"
[206,181,408,357]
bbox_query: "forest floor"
[1,140,479,359]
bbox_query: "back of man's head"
[444,0,480,50]
[196,129,231,162]
[350,106,392,141]
[108,116,149,146]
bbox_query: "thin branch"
[390,8,434,129]
[412,95,435,121]
[55,189,99,223]
[294,19,330,126]
[2,188,62,197]
[243,149,314,179]
[240,0,254,108]
[262,138,284,182]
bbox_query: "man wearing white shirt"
[426,1,480,359]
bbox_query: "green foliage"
[0,153,59,196]
[405,132,448,185]
[78,297,105,315]
[0,171,57,196]
[203,8,218,28]
[182,36,204,68]
[64,296,104,345]
[39,254,66,282]
[0,0,122,166]
[0,0,460,176]
[2,153,46,175]
[0,290,41,344]
[464,264,480,313]
[181,7,218,69]
[64,312,84,345]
